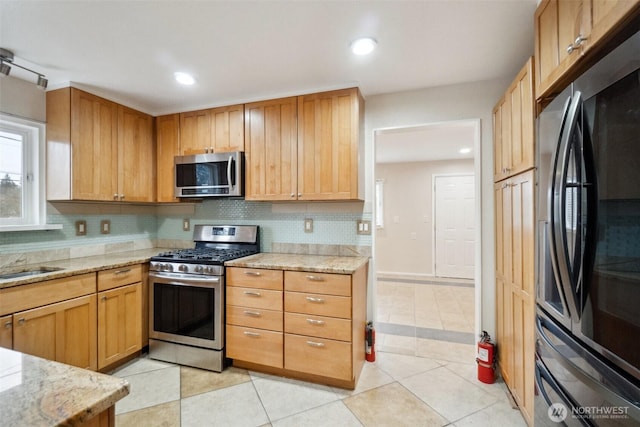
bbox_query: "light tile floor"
[112,277,526,426]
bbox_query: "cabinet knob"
[567,34,587,54]
[17,318,25,325]
[120,194,125,200]
[4,321,11,329]
[101,296,107,301]
[298,193,302,198]
[290,193,295,198]
[113,194,119,200]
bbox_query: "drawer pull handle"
[244,271,262,276]
[243,331,261,338]
[306,296,325,303]
[305,275,325,282]
[243,291,262,297]
[306,318,325,325]
[244,311,261,317]
[114,269,132,275]
[306,340,325,348]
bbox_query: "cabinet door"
[118,106,155,202]
[98,283,142,369]
[507,58,535,178]
[0,314,12,349]
[495,180,513,387]
[180,109,211,155]
[589,0,640,50]
[211,104,244,152]
[156,114,180,202]
[297,88,363,200]
[493,95,511,182]
[13,294,97,370]
[244,97,298,201]
[535,0,590,99]
[70,89,118,201]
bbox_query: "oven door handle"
[149,272,221,285]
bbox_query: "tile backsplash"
[1,199,372,260]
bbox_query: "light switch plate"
[183,218,191,231]
[75,220,87,236]
[357,220,371,235]
[100,220,111,234]
[304,218,313,233]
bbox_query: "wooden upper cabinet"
[180,109,211,155]
[535,0,640,100]
[211,104,245,152]
[244,97,298,201]
[117,106,155,202]
[47,88,118,201]
[156,114,180,202]
[297,88,364,201]
[179,105,244,155]
[494,58,534,182]
[46,88,156,202]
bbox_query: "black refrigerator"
[535,30,640,426]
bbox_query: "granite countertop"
[0,248,169,290]
[224,253,369,274]
[0,347,129,426]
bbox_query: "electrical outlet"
[357,220,371,235]
[304,218,313,233]
[100,220,111,234]
[75,220,86,236]
[183,218,191,231]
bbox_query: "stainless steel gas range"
[148,224,259,372]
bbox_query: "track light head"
[0,62,10,77]
[37,75,48,89]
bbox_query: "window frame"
[0,113,53,231]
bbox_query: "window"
[0,114,47,229]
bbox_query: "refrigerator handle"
[550,92,583,320]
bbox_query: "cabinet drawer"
[227,287,283,310]
[284,333,352,380]
[227,325,283,368]
[227,267,283,290]
[285,292,351,319]
[97,264,142,291]
[227,305,283,331]
[285,271,351,296]
[284,312,351,341]
[0,273,96,316]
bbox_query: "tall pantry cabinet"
[493,57,536,426]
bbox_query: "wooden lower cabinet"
[0,315,12,349]
[13,294,97,370]
[226,325,283,368]
[97,282,142,369]
[226,264,367,389]
[495,170,535,425]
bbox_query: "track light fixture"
[0,47,48,90]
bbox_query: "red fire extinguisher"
[365,321,376,362]
[476,331,496,384]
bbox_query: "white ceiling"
[376,119,478,163]
[0,0,536,117]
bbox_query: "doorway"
[373,119,481,360]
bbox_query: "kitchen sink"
[0,267,64,280]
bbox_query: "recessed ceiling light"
[350,37,377,56]
[459,147,472,154]
[174,72,195,85]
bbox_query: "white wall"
[0,76,46,121]
[376,159,474,277]
[364,77,510,337]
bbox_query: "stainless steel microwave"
[174,152,243,198]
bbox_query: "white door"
[434,175,475,279]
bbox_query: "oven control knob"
[205,266,216,275]
[164,264,174,272]
[178,264,188,273]
[194,265,204,273]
